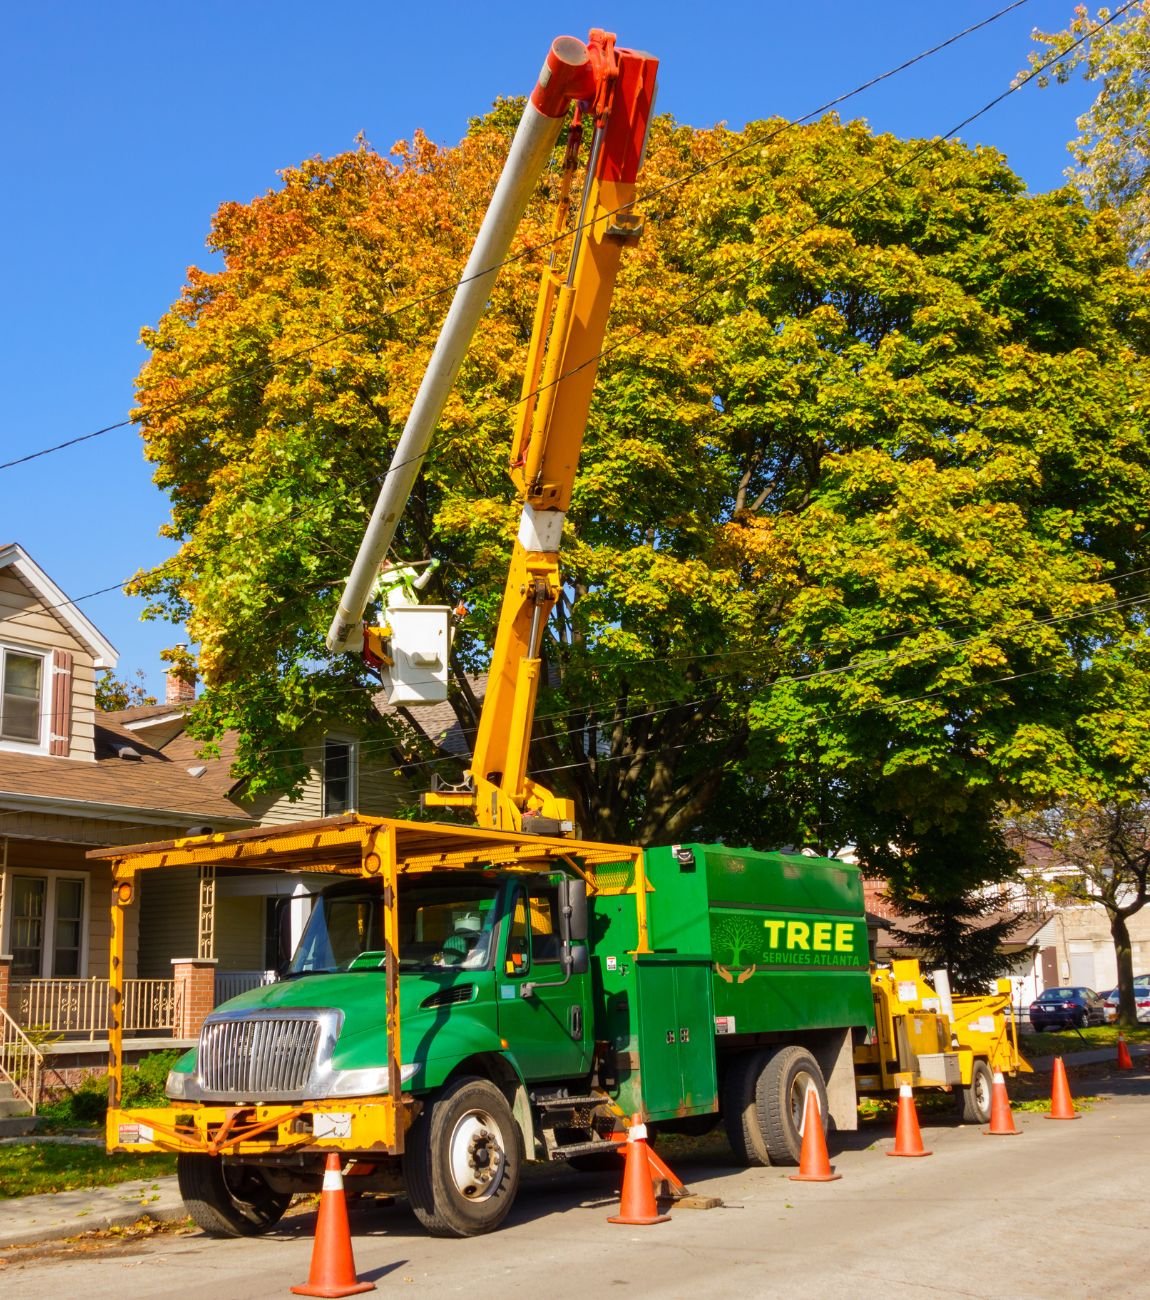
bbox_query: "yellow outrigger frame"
[90,813,646,1158]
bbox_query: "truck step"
[544,1138,622,1162]
[531,1093,607,1110]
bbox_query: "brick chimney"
[165,645,196,706]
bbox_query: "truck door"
[496,881,590,1081]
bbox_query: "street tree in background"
[1009,799,1150,1024]
[94,669,157,712]
[1024,3,1150,265]
[130,108,1150,870]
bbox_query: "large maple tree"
[132,106,1150,862]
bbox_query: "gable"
[0,543,118,667]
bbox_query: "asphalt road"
[4,1075,1147,1300]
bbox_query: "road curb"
[0,1176,186,1249]
[1025,1042,1150,1073]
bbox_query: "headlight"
[166,1069,193,1100]
[324,1063,420,1098]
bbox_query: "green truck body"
[168,842,871,1122]
[98,818,883,1237]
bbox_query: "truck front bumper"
[106,1097,414,1157]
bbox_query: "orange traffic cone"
[607,1114,670,1225]
[291,1153,376,1298]
[985,1071,1021,1136]
[1117,1033,1134,1071]
[1046,1056,1080,1120]
[789,1088,841,1182]
[887,1083,932,1157]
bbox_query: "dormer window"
[0,646,43,744]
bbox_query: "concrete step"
[0,1115,37,1136]
[0,1095,32,1119]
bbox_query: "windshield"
[287,877,500,976]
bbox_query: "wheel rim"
[447,1107,506,1203]
[789,1070,819,1134]
[974,1070,991,1114]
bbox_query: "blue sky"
[0,1,1096,696]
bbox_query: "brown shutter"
[49,649,73,756]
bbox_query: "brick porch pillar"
[172,958,217,1038]
[0,955,11,1016]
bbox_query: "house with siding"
[0,544,412,1106]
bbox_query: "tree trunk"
[1110,910,1138,1028]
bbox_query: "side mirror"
[561,877,588,943]
[569,944,590,976]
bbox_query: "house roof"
[0,543,118,668]
[160,727,243,797]
[0,719,252,828]
[373,673,485,759]
[103,703,187,730]
[872,908,1050,955]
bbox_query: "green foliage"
[129,107,1150,878]
[887,884,1031,994]
[38,1050,180,1128]
[1024,4,1150,265]
[1008,796,1150,1024]
[95,669,158,712]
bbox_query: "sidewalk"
[0,1174,186,1249]
[1025,1039,1150,1073]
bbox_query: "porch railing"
[215,970,277,1003]
[0,1005,43,1113]
[9,978,180,1041]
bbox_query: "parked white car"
[1099,978,1150,1023]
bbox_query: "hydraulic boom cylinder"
[326,37,599,653]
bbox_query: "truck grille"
[196,1010,338,1099]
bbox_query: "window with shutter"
[0,646,45,745]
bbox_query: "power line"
[0,1,1041,475]
[5,1,1137,635]
[175,590,1150,775]
[485,0,1142,434]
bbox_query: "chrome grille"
[196,1010,338,1100]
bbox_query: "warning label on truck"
[314,1112,352,1140]
[117,1122,154,1145]
[714,1016,736,1035]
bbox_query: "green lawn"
[0,1142,176,1199]
[1023,1024,1150,1056]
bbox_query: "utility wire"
[158,591,1150,775]
[0,0,1041,474]
[5,0,1137,634]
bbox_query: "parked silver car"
[1099,978,1150,1023]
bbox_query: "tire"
[722,1051,772,1166]
[755,1046,828,1166]
[403,1076,521,1237]
[959,1058,994,1125]
[177,1155,293,1237]
[1075,1013,1087,1030]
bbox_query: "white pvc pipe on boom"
[326,93,575,653]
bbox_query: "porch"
[0,964,275,1113]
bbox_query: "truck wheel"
[722,1051,772,1166]
[755,1046,828,1166]
[959,1059,994,1125]
[177,1155,293,1236]
[403,1076,521,1237]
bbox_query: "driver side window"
[506,886,562,975]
